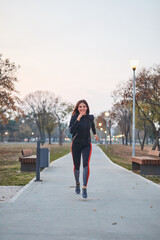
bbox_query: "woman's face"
[78,103,87,115]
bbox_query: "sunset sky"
[1,0,160,115]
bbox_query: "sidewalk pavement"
[0,144,160,240]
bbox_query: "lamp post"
[130,60,139,157]
[105,112,109,148]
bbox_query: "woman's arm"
[69,112,86,134]
[91,118,99,141]
[94,134,99,141]
[91,118,96,135]
[69,115,79,134]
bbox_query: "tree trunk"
[141,121,147,150]
[0,132,4,142]
[145,135,148,144]
[109,134,112,145]
[48,132,51,144]
[152,138,159,150]
[59,133,63,145]
[138,130,144,151]
[125,130,129,145]
[129,136,132,146]
[129,127,132,146]
[36,120,45,145]
[125,135,128,145]
[152,128,160,150]
[58,122,63,145]
[152,134,160,150]
[40,132,45,145]
[137,121,147,151]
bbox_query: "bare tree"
[135,66,160,150]
[53,97,73,145]
[0,54,22,124]
[112,65,160,150]
[111,82,132,145]
[96,111,113,145]
[24,91,73,145]
[24,91,55,143]
[110,103,132,145]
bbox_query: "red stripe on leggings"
[71,141,75,173]
[86,142,92,186]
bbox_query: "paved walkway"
[0,145,160,240]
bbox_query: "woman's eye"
[79,105,86,109]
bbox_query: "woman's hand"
[77,111,86,121]
[94,134,99,141]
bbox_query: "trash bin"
[40,148,50,168]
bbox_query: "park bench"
[132,148,160,175]
[19,149,36,172]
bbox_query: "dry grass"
[0,142,71,186]
[99,144,160,184]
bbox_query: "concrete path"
[0,145,160,240]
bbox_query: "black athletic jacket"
[69,113,96,145]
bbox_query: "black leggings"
[71,142,92,187]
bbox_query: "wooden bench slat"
[19,149,37,172]
[19,154,36,163]
[132,157,160,165]
[132,148,160,175]
[148,150,160,157]
[22,149,33,157]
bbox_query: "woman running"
[69,99,99,198]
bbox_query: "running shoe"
[82,188,87,199]
[75,183,80,194]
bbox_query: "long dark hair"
[72,99,90,116]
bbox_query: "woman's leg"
[71,142,81,184]
[82,143,92,187]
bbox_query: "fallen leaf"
[112,222,117,225]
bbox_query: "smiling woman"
[72,99,90,116]
[69,99,99,199]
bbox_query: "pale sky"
[1,0,160,115]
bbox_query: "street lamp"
[105,112,109,148]
[130,60,139,156]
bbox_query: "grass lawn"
[99,144,160,184]
[0,142,71,186]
